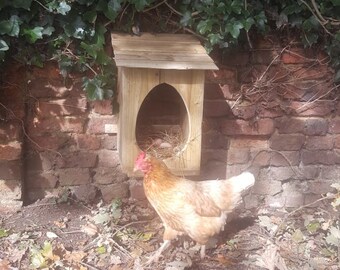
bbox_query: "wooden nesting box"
[112,33,218,176]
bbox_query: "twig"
[272,194,336,237]
[80,261,101,270]
[112,220,149,238]
[164,1,182,16]
[23,202,57,208]
[143,0,167,12]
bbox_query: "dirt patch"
[0,193,339,270]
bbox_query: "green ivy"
[0,0,339,101]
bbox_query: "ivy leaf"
[83,10,97,23]
[0,15,21,37]
[197,19,213,35]
[96,246,106,254]
[30,247,46,269]
[83,77,104,100]
[226,21,243,39]
[130,0,149,11]
[331,0,340,6]
[42,26,55,36]
[57,1,71,15]
[92,212,111,224]
[0,39,9,51]
[0,228,9,237]
[230,0,242,14]
[243,17,255,32]
[23,26,44,43]
[208,33,222,46]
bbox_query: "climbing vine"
[0,0,339,100]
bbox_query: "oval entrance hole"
[136,83,189,159]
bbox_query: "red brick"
[257,108,284,118]
[93,166,128,184]
[31,63,62,79]
[204,100,232,117]
[335,136,340,148]
[98,150,120,167]
[58,168,91,186]
[28,116,85,133]
[0,121,22,143]
[27,171,58,189]
[230,138,268,149]
[276,117,305,134]
[0,142,22,160]
[36,97,87,116]
[56,151,97,168]
[75,134,101,150]
[230,104,256,120]
[91,100,113,115]
[87,116,118,134]
[227,148,250,164]
[301,150,340,165]
[270,134,305,151]
[271,151,300,166]
[0,160,22,180]
[290,101,334,116]
[204,83,236,100]
[305,136,334,150]
[292,65,330,80]
[221,119,275,136]
[71,184,97,203]
[281,48,314,64]
[28,79,71,98]
[251,50,280,65]
[205,68,237,83]
[304,118,328,135]
[329,118,340,134]
[201,149,228,164]
[222,50,249,66]
[28,135,69,151]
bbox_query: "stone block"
[259,167,295,181]
[292,165,320,180]
[265,194,285,208]
[27,171,58,189]
[71,184,97,203]
[58,168,91,186]
[221,119,275,136]
[243,194,258,209]
[100,135,118,150]
[87,116,118,134]
[201,149,228,164]
[252,180,282,195]
[320,165,339,180]
[305,136,333,150]
[28,134,69,151]
[25,151,57,171]
[270,134,305,151]
[227,148,250,164]
[0,199,23,213]
[284,192,304,208]
[0,179,22,200]
[93,167,128,184]
[0,142,22,160]
[99,182,129,202]
[252,151,271,166]
[335,136,340,148]
[270,151,300,166]
[307,181,335,194]
[201,160,227,179]
[230,138,268,149]
[97,150,120,167]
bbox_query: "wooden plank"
[115,53,213,62]
[114,59,218,70]
[112,33,198,43]
[113,43,206,53]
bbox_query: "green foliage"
[0,0,339,102]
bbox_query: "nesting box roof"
[111,33,218,70]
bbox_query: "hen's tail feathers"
[229,172,255,195]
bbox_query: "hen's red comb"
[135,151,146,164]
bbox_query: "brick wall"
[0,36,339,211]
[202,37,339,209]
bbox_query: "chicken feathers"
[134,151,255,262]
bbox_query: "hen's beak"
[133,166,138,172]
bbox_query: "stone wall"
[0,36,339,211]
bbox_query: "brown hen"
[134,151,255,262]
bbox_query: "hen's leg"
[146,240,171,264]
[200,245,206,259]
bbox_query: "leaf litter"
[0,185,339,270]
